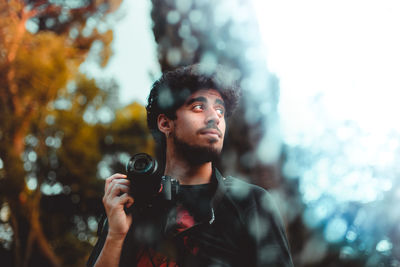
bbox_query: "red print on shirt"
[136,248,177,267]
[175,206,195,233]
[136,206,199,266]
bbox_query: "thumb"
[125,196,135,209]
[126,213,133,227]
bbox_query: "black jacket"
[87,169,293,267]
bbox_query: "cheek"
[174,120,195,139]
[221,121,226,136]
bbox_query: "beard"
[172,132,222,165]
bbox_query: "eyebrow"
[186,96,225,107]
[186,96,207,106]
[215,98,225,107]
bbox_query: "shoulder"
[222,176,289,240]
[223,176,272,203]
[221,176,279,215]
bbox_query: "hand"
[103,173,134,240]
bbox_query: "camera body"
[126,153,162,203]
[126,153,179,205]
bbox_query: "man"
[87,65,293,267]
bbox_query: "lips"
[199,129,221,138]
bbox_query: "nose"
[205,107,220,126]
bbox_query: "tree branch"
[13,101,37,155]
[9,201,22,267]
[30,191,61,267]
[22,225,37,267]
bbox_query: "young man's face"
[170,89,226,163]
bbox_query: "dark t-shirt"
[176,183,214,224]
[125,183,216,267]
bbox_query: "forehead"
[185,89,224,103]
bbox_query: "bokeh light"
[252,0,400,263]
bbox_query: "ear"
[157,114,173,136]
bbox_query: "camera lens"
[127,153,159,177]
[134,158,150,172]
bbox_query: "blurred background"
[1,0,400,266]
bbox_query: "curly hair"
[146,64,241,162]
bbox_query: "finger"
[105,173,127,192]
[123,194,135,209]
[105,176,130,196]
[106,178,129,195]
[119,193,135,208]
[105,173,127,191]
[108,183,130,199]
[103,190,132,212]
[103,183,130,208]
[126,213,133,227]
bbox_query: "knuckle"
[109,180,119,190]
[106,173,120,182]
[104,199,115,209]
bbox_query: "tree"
[33,77,153,267]
[0,1,124,266]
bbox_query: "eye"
[216,107,225,116]
[193,104,203,111]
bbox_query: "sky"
[103,0,160,105]
[252,0,400,143]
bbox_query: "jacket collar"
[210,168,227,211]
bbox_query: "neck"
[164,148,213,185]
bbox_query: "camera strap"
[160,175,180,201]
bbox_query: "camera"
[126,153,162,204]
[126,153,179,206]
